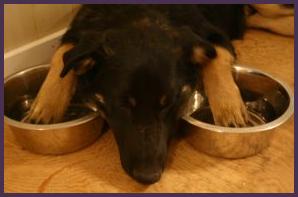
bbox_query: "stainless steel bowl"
[182,65,294,159]
[4,65,104,155]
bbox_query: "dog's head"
[61,22,216,183]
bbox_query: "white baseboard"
[4,28,67,78]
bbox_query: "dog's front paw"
[208,85,249,127]
[22,68,77,124]
[22,76,76,124]
[22,44,79,124]
[22,94,67,124]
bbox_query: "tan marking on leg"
[247,13,294,36]
[202,46,248,127]
[192,47,211,65]
[23,44,77,124]
[74,58,96,75]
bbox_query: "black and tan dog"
[25,4,294,183]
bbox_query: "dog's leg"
[23,44,77,124]
[201,46,248,127]
[247,13,294,36]
[250,4,294,18]
[247,4,294,36]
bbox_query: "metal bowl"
[182,65,294,159]
[4,65,104,155]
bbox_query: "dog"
[24,4,294,183]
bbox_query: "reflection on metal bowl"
[4,65,104,155]
[182,65,294,159]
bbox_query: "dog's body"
[25,4,294,183]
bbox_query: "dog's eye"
[128,97,136,108]
[94,93,105,104]
[160,95,167,107]
[120,96,136,109]
[181,85,191,94]
[159,95,171,110]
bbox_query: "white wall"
[4,4,80,52]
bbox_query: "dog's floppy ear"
[60,40,98,78]
[175,27,217,65]
[60,32,115,78]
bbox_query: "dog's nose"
[132,168,162,184]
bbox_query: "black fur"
[60,5,246,184]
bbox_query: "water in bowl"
[190,98,276,127]
[7,94,98,124]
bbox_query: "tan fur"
[94,93,105,104]
[133,17,170,32]
[181,85,191,94]
[192,47,211,65]
[23,44,77,124]
[202,46,249,127]
[74,58,96,75]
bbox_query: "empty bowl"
[182,65,294,159]
[4,64,104,155]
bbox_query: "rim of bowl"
[182,65,294,134]
[4,64,100,131]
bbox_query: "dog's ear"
[174,27,217,65]
[191,44,217,65]
[60,40,98,77]
[60,32,115,78]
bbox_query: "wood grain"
[4,30,294,193]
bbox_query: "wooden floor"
[4,30,294,193]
